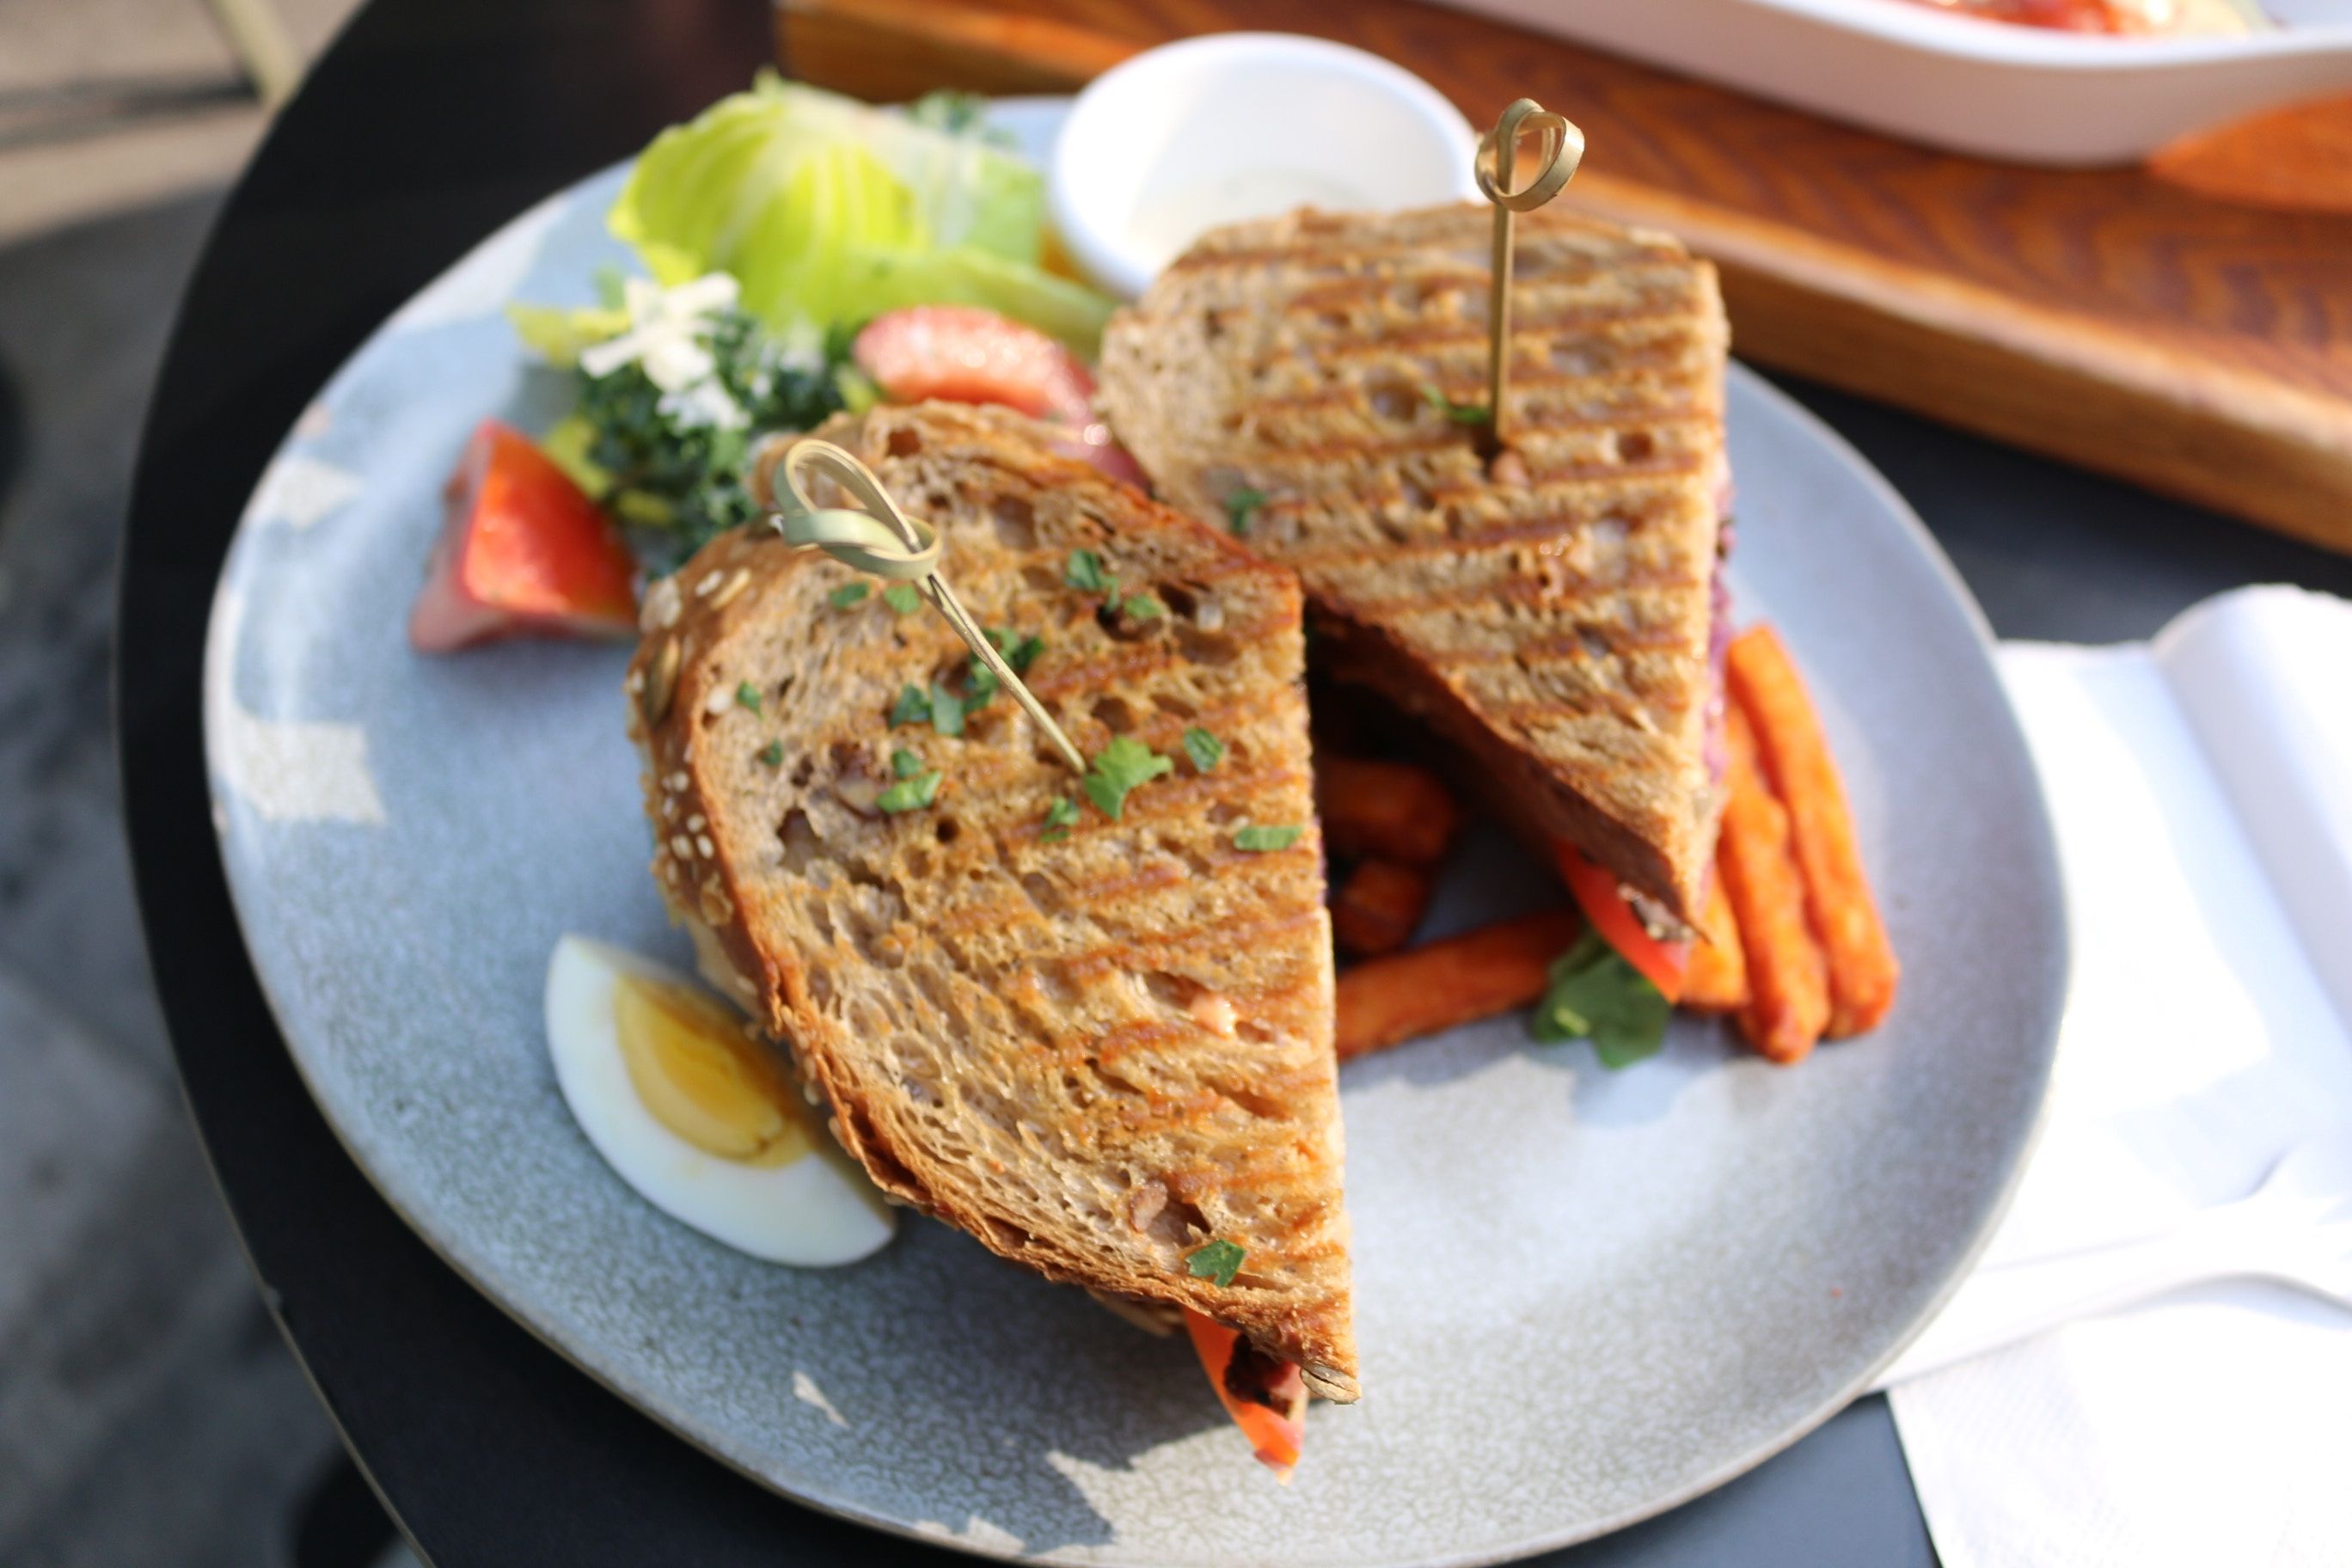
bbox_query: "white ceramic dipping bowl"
[1050,33,1482,299]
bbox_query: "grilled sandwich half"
[626,402,1357,1400]
[1100,205,1731,928]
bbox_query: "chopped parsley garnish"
[1186,1239,1246,1288]
[734,680,762,714]
[876,769,942,813]
[891,748,924,780]
[1223,487,1267,536]
[568,301,848,570]
[756,740,784,769]
[1082,735,1173,820]
[1014,635,1045,674]
[1122,592,1167,621]
[890,683,932,727]
[1041,797,1079,841]
[963,658,1000,714]
[1182,727,1225,773]
[884,583,922,615]
[986,627,1045,676]
[928,680,965,738]
[1529,930,1672,1069]
[1064,548,1111,594]
[1233,824,1302,853]
[1422,383,1489,425]
[829,583,869,609]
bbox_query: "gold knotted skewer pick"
[1475,99,1585,450]
[751,435,1087,775]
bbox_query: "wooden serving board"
[780,0,2352,556]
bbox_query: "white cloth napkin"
[1882,587,2352,1566]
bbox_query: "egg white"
[544,935,894,1266]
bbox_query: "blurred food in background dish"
[1898,0,2267,34]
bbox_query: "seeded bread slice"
[625,402,1357,1400]
[1100,203,1730,927]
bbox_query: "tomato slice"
[409,420,637,652]
[1553,844,1690,1002]
[1183,1311,1305,1482]
[851,306,1148,487]
[853,305,1096,424]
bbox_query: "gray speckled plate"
[203,100,2063,1568]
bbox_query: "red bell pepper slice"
[1553,844,1690,1002]
[851,305,1145,487]
[1184,1311,1305,1483]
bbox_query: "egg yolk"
[612,975,812,1167]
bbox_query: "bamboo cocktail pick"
[752,435,1087,774]
[1476,99,1585,450]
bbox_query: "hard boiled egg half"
[544,935,894,1265]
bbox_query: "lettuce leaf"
[606,73,1107,350]
[1529,931,1672,1069]
[505,303,630,369]
[818,245,1113,352]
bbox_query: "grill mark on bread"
[1168,235,1689,280]
[1277,509,1706,563]
[1263,307,1716,366]
[1244,377,1712,420]
[1054,907,1328,987]
[1271,260,1707,310]
[1020,613,1292,702]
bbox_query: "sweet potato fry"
[1680,873,1749,1014]
[1314,757,1462,867]
[1334,910,1580,1063]
[1330,859,1436,957]
[1726,626,1900,1037]
[1718,707,1830,1063]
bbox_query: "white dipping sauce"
[1048,34,1479,298]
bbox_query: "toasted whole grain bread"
[1100,204,1730,926]
[625,403,1357,1400]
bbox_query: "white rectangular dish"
[1433,0,2352,164]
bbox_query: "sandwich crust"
[1100,203,1730,925]
[625,403,1357,1399]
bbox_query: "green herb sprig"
[1422,383,1488,426]
[1224,487,1266,536]
[1529,931,1671,1069]
[1186,1240,1246,1288]
[1082,736,1173,820]
[877,769,942,813]
[928,680,965,738]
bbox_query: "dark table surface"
[114,1,2352,1565]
